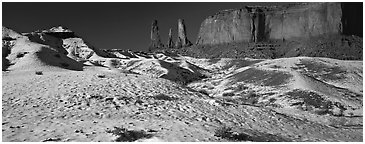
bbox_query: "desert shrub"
[234,84,249,92]
[214,126,290,142]
[198,89,209,96]
[16,52,28,58]
[110,59,121,68]
[238,91,260,105]
[270,65,282,69]
[106,126,153,142]
[214,126,233,139]
[153,94,176,101]
[35,71,43,75]
[91,60,105,67]
[214,126,250,141]
[223,92,235,97]
[42,138,62,142]
[268,98,276,103]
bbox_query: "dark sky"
[3,2,290,51]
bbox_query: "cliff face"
[196,3,344,45]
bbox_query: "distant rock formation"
[196,3,347,45]
[167,28,174,48]
[149,20,164,51]
[22,26,115,60]
[175,19,192,48]
[41,26,77,39]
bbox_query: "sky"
[3,2,292,51]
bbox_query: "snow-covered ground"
[2,26,363,142]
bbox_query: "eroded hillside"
[2,26,363,142]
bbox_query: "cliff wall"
[196,3,344,45]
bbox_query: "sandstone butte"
[195,3,355,45]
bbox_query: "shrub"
[223,92,235,97]
[235,84,249,92]
[214,126,233,139]
[35,71,43,75]
[214,126,251,141]
[16,52,28,58]
[198,89,209,96]
[106,126,153,142]
[153,94,176,101]
[238,91,260,105]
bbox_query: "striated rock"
[175,19,192,48]
[149,20,164,51]
[167,28,174,48]
[196,3,345,45]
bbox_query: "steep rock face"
[149,20,164,50]
[267,3,342,40]
[167,28,174,48]
[175,19,192,48]
[23,32,67,55]
[196,9,253,45]
[196,3,344,45]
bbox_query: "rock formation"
[41,26,77,39]
[167,28,174,48]
[149,20,164,50]
[196,3,345,45]
[175,19,192,48]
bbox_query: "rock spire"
[167,28,174,48]
[149,20,164,51]
[175,19,192,48]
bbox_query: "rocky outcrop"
[42,26,77,39]
[149,20,164,50]
[196,3,345,45]
[175,19,192,48]
[23,26,115,61]
[167,28,174,48]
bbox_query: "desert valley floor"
[2,26,363,142]
[2,56,363,142]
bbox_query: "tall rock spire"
[175,19,192,48]
[167,28,174,48]
[149,20,163,51]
